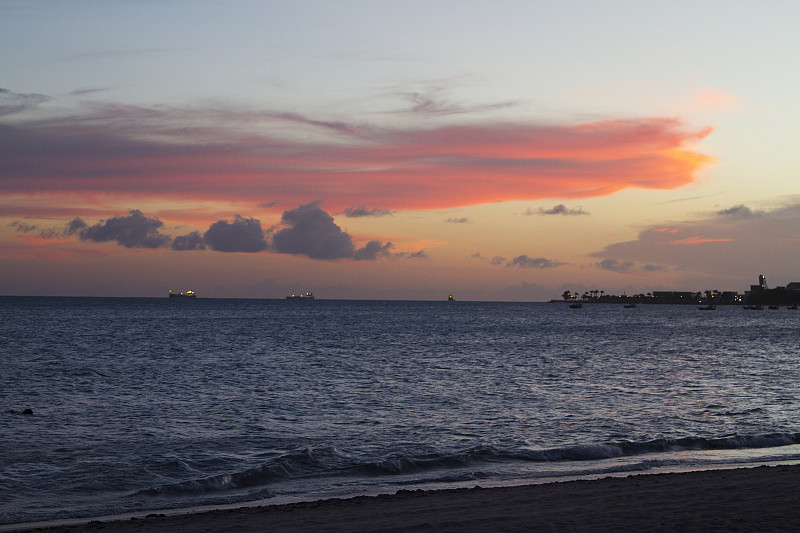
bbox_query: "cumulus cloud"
[531,204,589,216]
[70,209,171,248]
[507,255,565,269]
[596,258,634,272]
[271,202,392,261]
[343,205,393,218]
[203,215,267,253]
[171,231,206,251]
[491,256,506,265]
[272,203,355,259]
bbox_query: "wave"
[137,432,800,497]
[515,432,800,462]
[137,447,344,496]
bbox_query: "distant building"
[750,274,769,294]
[719,291,743,304]
[746,275,800,305]
[651,291,699,304]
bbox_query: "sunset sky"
[2,1,799,300]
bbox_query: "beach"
[17,465,800,532]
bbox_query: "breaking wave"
[138,432,800,497]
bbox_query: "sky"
[2,0,799,301]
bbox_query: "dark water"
[2,297,800,526]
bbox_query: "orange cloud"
[0,107,714,215]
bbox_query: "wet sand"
[14,464,800,532]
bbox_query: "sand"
[13,464,800,532]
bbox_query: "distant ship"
[286,292,315,300]
[169,290,196,298]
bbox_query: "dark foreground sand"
[16,465,800,532]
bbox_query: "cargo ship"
[286,292,314,300]
[169,290,197,298]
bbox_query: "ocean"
[2,296,800,527]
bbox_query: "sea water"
[1,297,800,526]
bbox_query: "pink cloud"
[671,236,734,246]
[692,87,742,109]
[651,227,681,233]
[0,105,714,214]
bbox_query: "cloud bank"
[0,99,714,213]
[28,203,405,261]
[591,202,800,283]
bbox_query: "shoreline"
[8,464,800,532]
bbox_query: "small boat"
[169,290,196,298]
[624,304,636,308]
[698,304,716,310]
[286,292,315,300]
[788,304,799,310]
[768,305,780,310]
[743,305,763,310]
[569,303,582,309]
